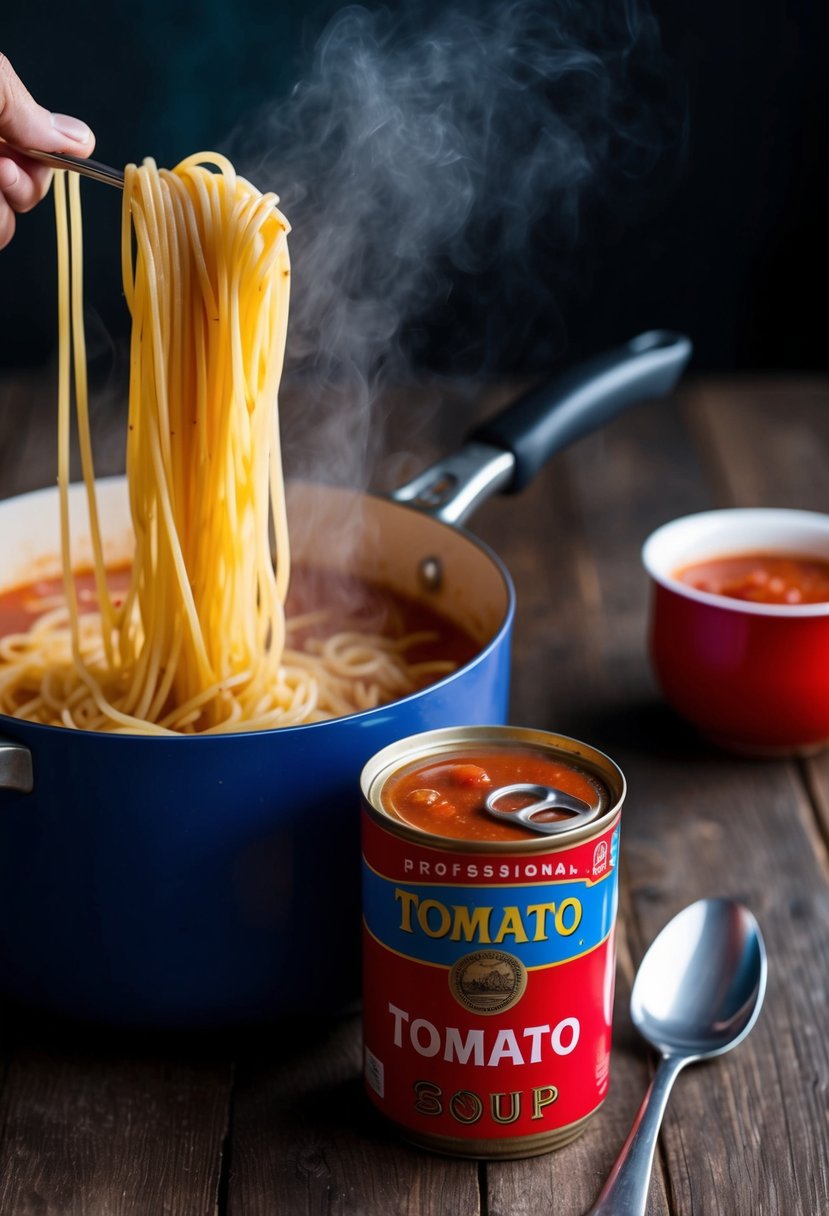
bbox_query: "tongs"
[0,142,123,189]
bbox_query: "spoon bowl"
[632,897,767,1057]
[588,897,767,1216]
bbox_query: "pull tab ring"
[484,783,601,835]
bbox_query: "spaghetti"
[0,157,454,733]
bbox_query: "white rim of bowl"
[641,508,829,619]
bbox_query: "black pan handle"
[470,330,692,493]
[392,330,692,526]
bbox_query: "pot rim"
[0,478,516,742]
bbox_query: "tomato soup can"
[360,725,625,1159]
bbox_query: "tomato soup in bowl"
[641,508,829,755]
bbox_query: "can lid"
[361,725,625,854]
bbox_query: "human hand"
[0,53,95,249]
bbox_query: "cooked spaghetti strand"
[0,157,457,733]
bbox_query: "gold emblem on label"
[449,950,528,1015]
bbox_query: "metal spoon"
[0,141,124,188]
[587,897,767,1216]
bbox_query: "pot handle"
[0,736,34,794]
[392,330,692,525]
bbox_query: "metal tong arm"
[0,141,124,189]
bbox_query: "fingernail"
[50,113,94,144]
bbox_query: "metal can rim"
[360,724,626,855]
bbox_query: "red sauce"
[382,746,608,841]
[0,567,132,634]
[0,565,479,683]
[675,552,829,606]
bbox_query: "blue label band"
[363,863,619,970]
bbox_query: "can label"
[362,805,621,1152]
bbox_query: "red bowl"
[641,509,829,755]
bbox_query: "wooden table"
[0,371,827,1215]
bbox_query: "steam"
[230,0,674,487]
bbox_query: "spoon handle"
[586,1053,687,1216]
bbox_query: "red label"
[361,809,620,1151]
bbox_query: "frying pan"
[0,330,690,1025]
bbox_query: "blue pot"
[0,332,690,1025]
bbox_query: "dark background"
[0,0,826,377]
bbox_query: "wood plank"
[226,1016,480,1216]
[0,372,231,1215]
[688,376,829,511]
[221,380,497,1216]
[619,394,827,1216]
[0,1015,232,1216]
[610,749,829,1216]
[0,373,827,1215]
[222,376,575,1216]
[469,395,703,1214]
[484,908,671,1216]
[804,757,829,861]
[682,377,829,1215]
[538,381,829,1216]
[223,378,650,1216]
[690,377,829,851]
[477,384,829,1214]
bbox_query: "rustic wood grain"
[561,380,829,1216]
[225,1017,480,1216]
[687,377,829,513]
[0,1016,232,1216]
[469,400,689,1216]
[1,374,828,1215]
[804,755,829,862]
[475,383,829,1215]
[483,912,671,1216]
[679,377,829,1215]
[690,377,829,855]
[578,387,829,1216]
